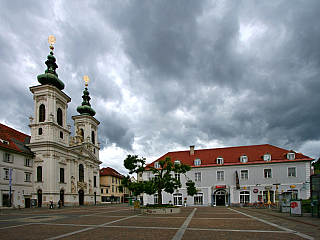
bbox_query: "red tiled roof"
[147,144,313,168]
[0,123,32,154]
[100,167,123,178]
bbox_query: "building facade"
[100,167,130,203]
[139,144,313,206]
[0,124,34,208]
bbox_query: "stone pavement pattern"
[0,204,319,239]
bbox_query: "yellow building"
[100,167,130,203]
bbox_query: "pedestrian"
[50,201,54,209]
[58,200,61,209]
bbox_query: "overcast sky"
[1,0,320,174]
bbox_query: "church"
[1,36,101,207]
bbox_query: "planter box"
[139,207,181,214]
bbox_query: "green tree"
[119,155,197,205]
[313,158,320,174]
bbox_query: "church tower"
[29,36,71,146]
[28,36,101,207]
[71,76,100,160]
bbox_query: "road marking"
[172,208,197,240]
[230,208,314,240]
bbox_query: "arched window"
[37,166,42,181]
[57,108,62,126]
[91,131,95,144]
[79,164,84,182]
[39,104,45,122]
[80,129,84,138]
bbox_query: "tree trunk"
[158,188,162,205]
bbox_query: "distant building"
[100,167,130,203]
[139,144,313,206]
[0,124,34,208]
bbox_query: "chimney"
[190,145,195,155]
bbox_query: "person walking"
[50,201,54,209]
[58,200,61,209]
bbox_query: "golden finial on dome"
[48,35,56,51]
[83,75,90,87]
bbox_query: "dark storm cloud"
[1,0,320,171]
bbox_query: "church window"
[39,104,45,122]
[57,108,63,126]
[37,166,42,181]
[80,129,84,138]
[94,176,97,187]
[60,168,65,183]
[60,131,63,139]
[79,164,84,182]
[38,128,43,135]
[92,131,95,144]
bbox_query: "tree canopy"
[119,155,197,205]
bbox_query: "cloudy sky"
[1,0,320,174]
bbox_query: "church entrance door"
[79,189,84,205]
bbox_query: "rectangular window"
[4,169,9,180]
[112,178,114,183]
[94,176,97,187]
[60,168,65,183]
[194,193,203,205]
[25,173,31,182]
[101,188,103,194]
[112,186,114,192]
[106,188,108,194]
[25,158,32,167]
[217,158,223,165]
[241,170,248,180]
[195,172,201,182]
[37,166,42,182]
[264,169,272,178]
[3,153,14,163]
[288,167,296,177]
[217,171,224,181]
[175,173,180,181]
[154,194,158,204]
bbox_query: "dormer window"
[0,139,9,145]
[287,152,295,160]
[240,155,248,163]
[174,159,181,165]
[194,158,201,166]
[154,162,160,169]
[216,157,224,165]
[263,153,271,162]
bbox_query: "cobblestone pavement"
[0,204,319,239]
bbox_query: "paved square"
[0,204,317,239]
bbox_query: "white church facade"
[0,39,101,208]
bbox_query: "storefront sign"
[215,185,226,189]
[253,189,259,193]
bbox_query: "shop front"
[212,185,229,206]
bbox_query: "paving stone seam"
[44,211,141,240]
[245,209,320,228]
[172,208,197,240]
[230,208,315,240]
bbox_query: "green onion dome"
[37,46,64,90]
[76,87,96,116]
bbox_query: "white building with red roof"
[140,144,313,206]
[0,124,34,208]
